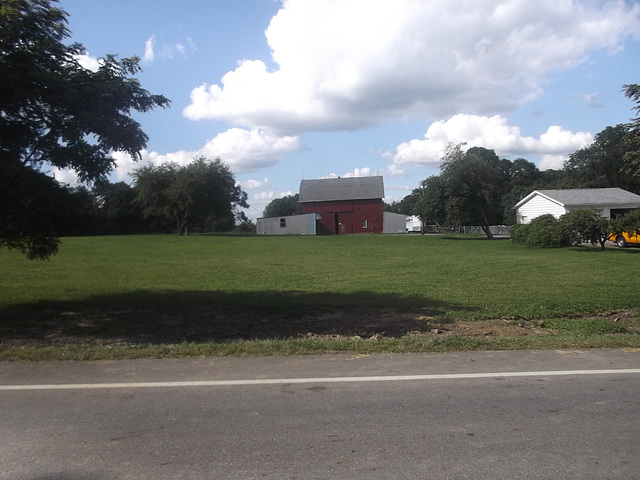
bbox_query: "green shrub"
[525,214,570,248]
[560,209,610,249]
[510,223,530,244]
[611,208,640,236]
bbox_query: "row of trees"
[44,157,249,238]
[0,1,250,259]
[385,85,640,240]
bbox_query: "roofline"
[514,190,564,209]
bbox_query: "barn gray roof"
[515,188,640,208]
[299,176,385,203]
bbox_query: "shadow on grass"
[563,245,640,253]
[0,290,471,344]
[439,235,511,241]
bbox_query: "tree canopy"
[622,83,640,178]
[0,0,170,259]
[133,157,249,235]
[563,125,640,192]
[262,194,302,218]
[412,145,512,238]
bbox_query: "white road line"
[1,369,640,391]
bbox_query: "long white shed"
[256,213,318,235]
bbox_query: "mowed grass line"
[1,233,639,359]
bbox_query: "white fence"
[421,225,512,236]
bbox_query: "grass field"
[1,233,639,359]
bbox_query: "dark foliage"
[262,194,302,218]
[0,0,169,258]
[133,157,248,235]
[525,214,570,249]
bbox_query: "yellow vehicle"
[609,231,640,248]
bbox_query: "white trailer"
[405,215,422,232]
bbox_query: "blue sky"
[55,0,640,220]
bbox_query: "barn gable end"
[299,176,385,234]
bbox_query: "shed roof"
[515,188,640,209]
[299,176,385,203]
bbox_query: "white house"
[514,188,640,224]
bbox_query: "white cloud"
[339,167,372,178]
[324,164,408,180]
[110,128,300,180]
[252,190,294,202]
[240,177,269,189]
[579,92,605,109]
[143,35,155,63]
[183,0,640,135]
[52,167,79,186]
[74,52,101,72]
[380,163,407,178]
[200,128,301,172]
[143,34,196,63]
[393,114,593,169]
[539,154,569,170]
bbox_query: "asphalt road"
[1,349,639,479]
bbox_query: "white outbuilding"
[514,188,640,224]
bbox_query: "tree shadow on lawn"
[0,290,472,345]
[439,236,511,241]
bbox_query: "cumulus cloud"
[393,114,593,169]
[111,128,300,180]
[199,128,301,172]
[183,0,640,135]
[240,177,269,190]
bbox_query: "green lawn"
[1,233,639,359]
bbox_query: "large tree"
[413,145,521,238]
[133,157,249,235]
[563,125,640,193]
[442,145,506,238]
[622,83,640,178]
[0,0,170,259]
[412,175,448,231]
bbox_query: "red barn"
[299,176,384,234]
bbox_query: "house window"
[280,218,286,228]
[362,219,368,229]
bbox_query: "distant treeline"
[383,124,640,226]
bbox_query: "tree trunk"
[475,207,494,239]
[176,217,189,235]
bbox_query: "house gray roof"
[299,176,385,203]
[515,188,640,208]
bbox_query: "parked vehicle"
[609,231,640,247]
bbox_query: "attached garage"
[515,188,640,224]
